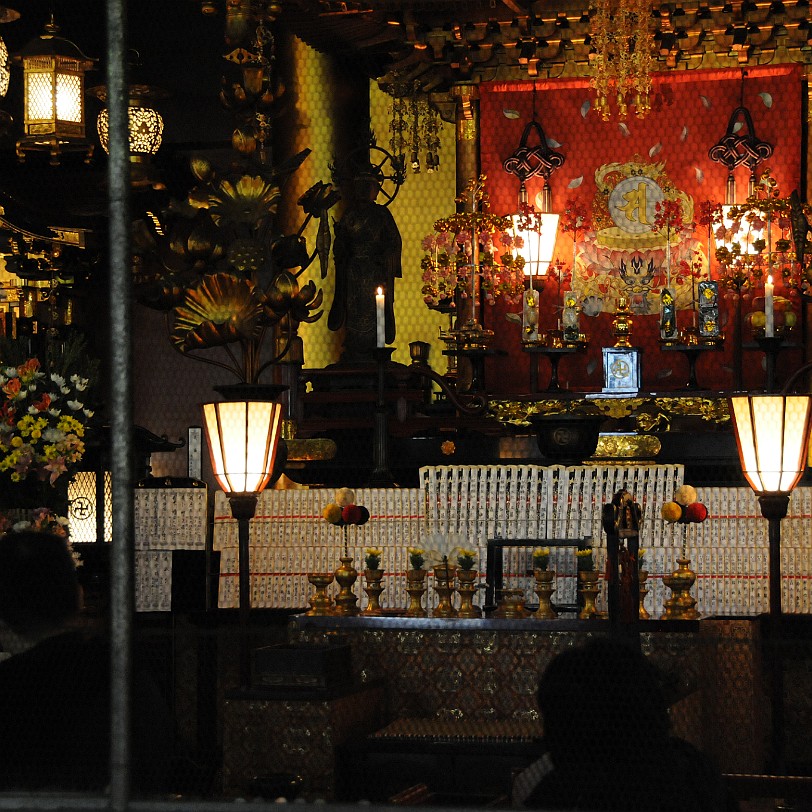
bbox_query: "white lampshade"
[715,204,765,256]
[202,399,284,494]
[730,394,812,494]
[511,212,560,277]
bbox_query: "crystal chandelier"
[589,0,655,120]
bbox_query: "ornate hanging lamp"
[589,0,655,120]
[88,53,168,189]
[13,13,96,165]
[503,84,564,340]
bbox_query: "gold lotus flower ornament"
[207,175,281,228]
[172,273,268,350]
[133,141,338,384]
[265,271,323,324]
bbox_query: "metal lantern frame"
[13,16,96,164]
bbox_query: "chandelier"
[589,0,655,120]
[385,74,442,175]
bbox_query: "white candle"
[376,286,386,347]
[764,275,774,338]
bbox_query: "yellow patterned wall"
[283,36,343,368]
[291,48,457,372]
[369,84,457,370]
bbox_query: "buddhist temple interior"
[0,0,812,808]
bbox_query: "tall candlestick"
[764,276,775,338]
[376,287,385,347]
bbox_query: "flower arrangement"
[408,546,425,570]
[576,547,595,572]
[0,342,96,487]
[364,547,382,571]
[456,547,477,570]
[532,547,550,571]
[419,177,525,309]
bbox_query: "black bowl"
[528,414,603,465]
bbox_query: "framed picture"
[602,347,641,393]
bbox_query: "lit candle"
[764,275,774,338]
[376,286,386,347]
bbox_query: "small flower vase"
[638,569,650,620]
[306,572,335,616]
[405,569,428,617]
[456,568,481,618]
[533,569,557,620]
[333,556,359,616]
[432,564,458,618]
[362,568,385,616]
[577,570,600,620]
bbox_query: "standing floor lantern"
[729,366,812,772]
[202,397,284,687]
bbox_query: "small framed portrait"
[602,347,641,393]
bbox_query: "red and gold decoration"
[661,485,707,620]
[319,488,371,616]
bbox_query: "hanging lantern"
[511,210,560,278]
[13,14,95,165]
[89,78,167,188]
[0,6,21,131]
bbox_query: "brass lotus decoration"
[205,175,281,228]
[132,148,338,384]
[172,273,266,350]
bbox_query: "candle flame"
[376,286,384,295]
[767,275,773,285]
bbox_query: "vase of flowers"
[405,546,428,617]
[0,339,98,520]
[576,547,600,620]
[532,547,556,620]
[455,547,480,618]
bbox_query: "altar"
[220,615,769,801]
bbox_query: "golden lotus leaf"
[172,272,267,349]
[208,175,281,227]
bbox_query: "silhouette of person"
[0,531,173,793]
[522,637,735,812]
[328,165,402,363]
